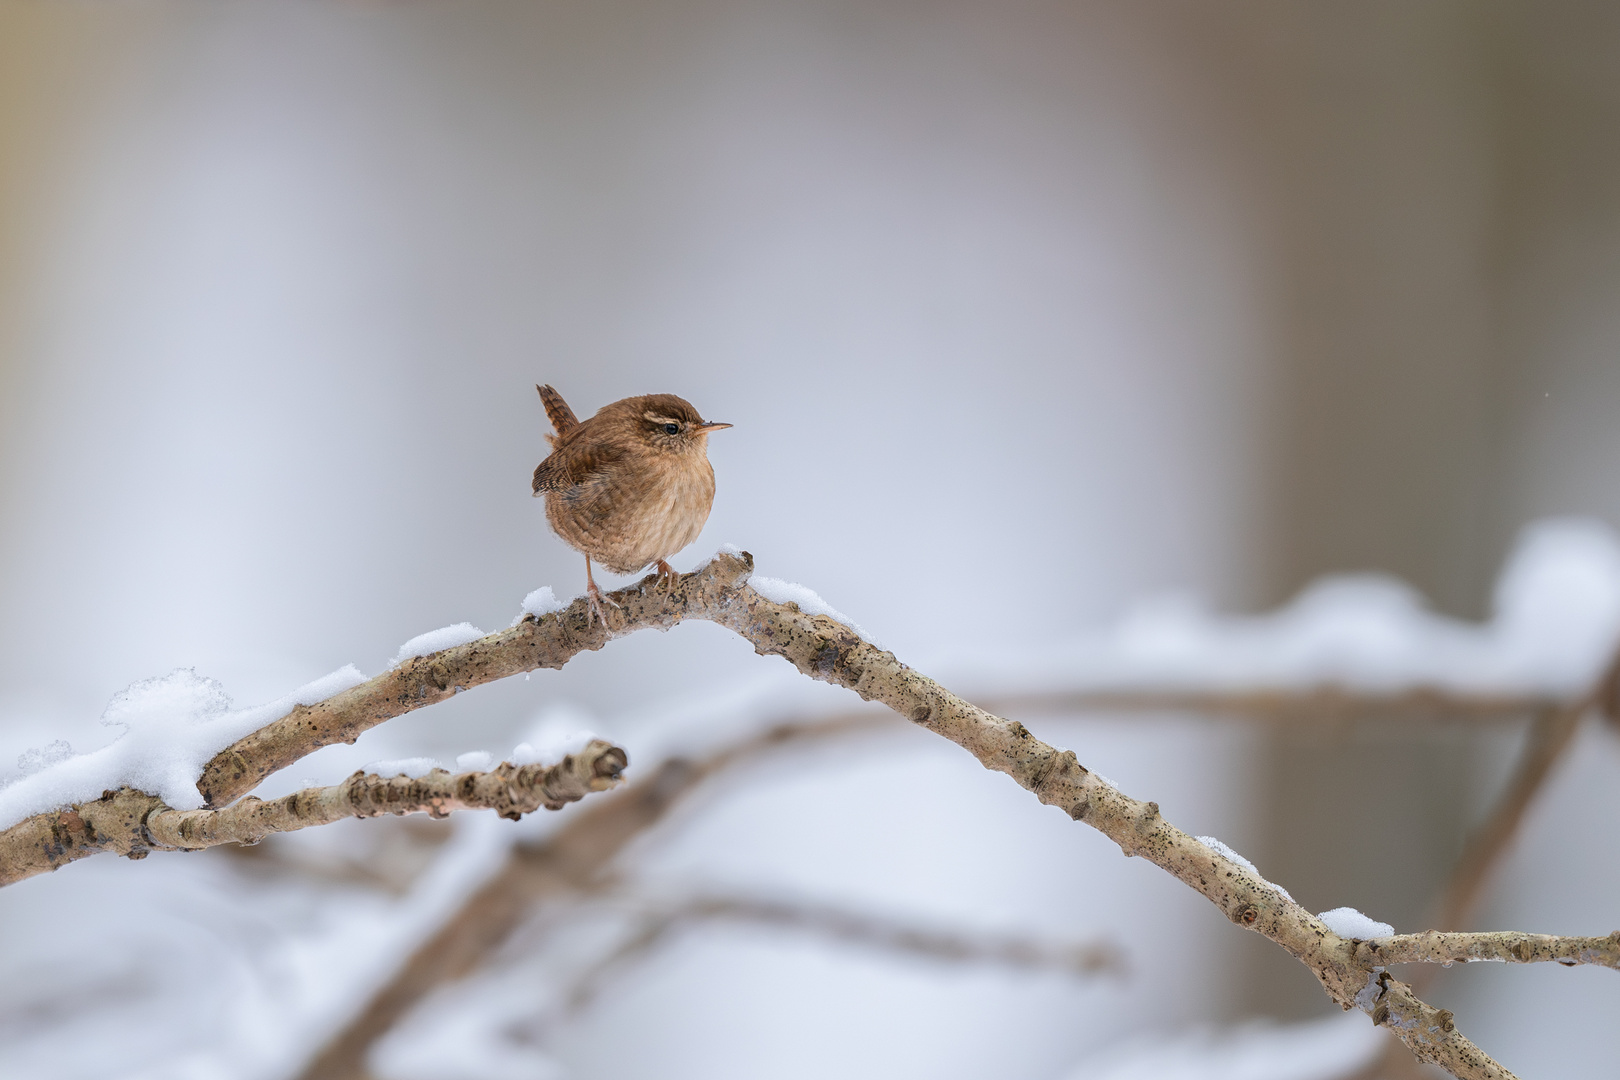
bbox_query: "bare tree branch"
[0,744,627,886]
[686,551,1539,1080]
[148,743,628,848]
[1357,931,1620,971]
[2,546,1570,891]
[674,894,1122,974]
[557,892,1123,1017]
[6,549,1609,1079]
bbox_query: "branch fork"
[3,548,1612,1080]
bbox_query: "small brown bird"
[532,384,731,625]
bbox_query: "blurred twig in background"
[556,892,1123,1014]
[1349,653,1620,1080]
[297,714,891,1080]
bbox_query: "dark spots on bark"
[814,643,839,676]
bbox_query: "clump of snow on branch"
[364,757,442,779]
[1196,834,1258,874]
[1071,1012,1382,1080]
[1197,835,1295,903]
[750,576,874,641]
[0,665,368,828]
[512,707,604,768]
[1317,906,1394,939]
[390,623,487,668]
[704,545,877,642]
[513,585,566,626]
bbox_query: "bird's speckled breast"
[545,452,715,575]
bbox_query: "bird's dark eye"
[663,423,680,435]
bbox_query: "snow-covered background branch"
[5,3,1620,1078]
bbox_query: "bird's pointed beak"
[695,422,733,434]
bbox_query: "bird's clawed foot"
[653,559,679,592]
[586,581,621,629]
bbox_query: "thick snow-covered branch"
[0,744,626,885]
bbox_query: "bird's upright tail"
[536,384,580,445]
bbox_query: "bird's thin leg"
[585,556,620,628]
[654,559,678,591]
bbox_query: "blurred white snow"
[1068,1013,1382,1080]
[959,518,1620,700]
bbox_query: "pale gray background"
[1,2,1619,1078]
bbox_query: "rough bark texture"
[0,789,164,883]
[1357,931,1620,970]
[0,743,626,886]
[150,742,627,848]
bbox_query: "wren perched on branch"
[532,384,731,625]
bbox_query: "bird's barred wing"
[532,437,625,495]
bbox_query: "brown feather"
[536,384,580,447]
